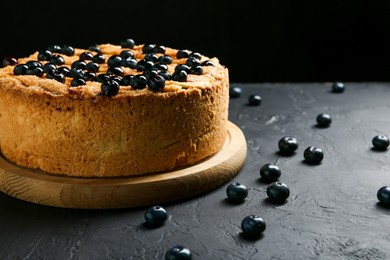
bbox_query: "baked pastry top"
[0,39,229,177]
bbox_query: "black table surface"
[2,83,390,260]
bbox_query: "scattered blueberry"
[260,164,281,183]
[57,66,71,76]
[101,79,120,96]
[190,65,203,75]
[303,146,324,164]
[69,68,85,79]
[85,62,100,72]
[46,69,65,83]
[278,136,298,155]
[37,50,52,61]
[3,57,18,67]
[121,57,137,69]
[131,75,148,90]
[154,63,168,72]
[50,55,65,66]
[185,57,201,67]
[148,74,166,91]
[92,54,105,64]
[71,60,86,70]
[159,71,172,80]
[266,182,290,203]
[83,71,97,81]
[332,81,345,93]
[189,52,202,60]
[159,55,173,65]
[26,67,44,77]
[26,60,42,69]
[144,205,168,226]
[153,45,166,54]
[372,135,390,151]
[226,182,248,203]
[79,52,94,61]
[121,38,135,49]
[248,94,262,106]
[71,78,86,87]
[97,73,110,83]
[142,44,155,54]
[201,60,215,66]
[107,55,122,67]
[48,44,61,53]
[144,53,159,62]
[42,63,57,73]
[176,49,191,59]
[377,186,390,206]
[121,75,134,86]
[106,66,124,76]
[119,50,134,59]
[229,87,242,98]
[241,215,266,237]
[13,64,28,75]
[60,45,75,56]
[316,113,332,127]
[88,44,101,54]
[172,70,187,82]
[165,245,192,260]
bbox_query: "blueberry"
[185,57,201,67]
[248,94,262,106]
[26,60,42,69]
[229,87,242,98]
[316,113,332,127]
[121,38,135,49]
[266,182,290,203]
[106,66,124,76]
[85,62,100,72]
[148,75,166,91]
[136,60,146,71]
[119,50,134,59]
[131,75,148,90]
[260,164,281,183]
[42,63,57,73]
[176,49,190,59]
[372,135,390,151]
[377,186,390,206]
[143,70,158,81]
[60,45,75,56]
[142,44,155,54]
[37,50,52,61]
[159,71,172,80]
[71,78,86,87]
[121,75,134,86]
[101,79,120,96]
[201,60,215,66]
[241,215,266,237]
[92,54,105,64]
[26,67,44,77]
[144,205,168,226]
[88,44,101,54]
[97,73,110,83]
[110,76,122,85]
[165,245,192,260]
[226,182,248,203]
[303,146,324,164]
[2,57,18,67]
[172,70,187,82]
[57,66,71,76]
[190,65,203,75]
[159,55,173,65]
[107,55,122,67]
[50,55,65,65]
[71,60,86,70]
[46,69,65,83]
[83,71,97,81]
[174,64,190,73]
[278,136,298,155]
[154,64,168,72]
[144,61,155,70]
[154,45,166,54]
[13,64,28,75]
[121,57,137,69]
[48,44,61,53]
[144,53,159,62]
[69,68,85,79]
[79,52,94,61]
[189,52,202,60]
[332,81,345,93]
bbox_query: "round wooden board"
[0,122,247,209]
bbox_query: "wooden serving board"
[0,122,246,209]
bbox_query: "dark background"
[2,0,390,83]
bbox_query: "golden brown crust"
[0,43,229,177]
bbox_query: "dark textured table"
[2,83,390,260]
